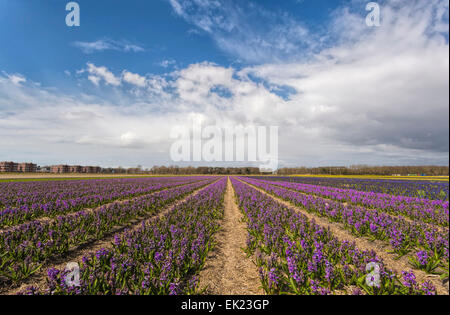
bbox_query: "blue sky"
[0,0,344,86]
[1,0,226,86]
[0,0,448,168]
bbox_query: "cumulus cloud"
[122,71,147,88]
[82,63,122,87]
[1,72,26,85]
[243,0,449,155]
[87,75,101,86]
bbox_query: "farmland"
[0,175,448,295]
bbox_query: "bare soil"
[198,177,264,295]
[240,179,449,295]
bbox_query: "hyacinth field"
[0,175,448,295]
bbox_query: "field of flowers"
[0,177,205,227]
[259,176,449,200]
[232,178,436,295]
[0,175,448,295]
[238,176,449,294]
[0,177,218,290]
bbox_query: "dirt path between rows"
[240,179,449,295]
[198,177,264,295]
[4,180,219,295]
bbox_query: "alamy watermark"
[64,262,80,287]
[66,2,80,27]
[365,262,381,287]
[170,122,279,172]
[366,2,381,27]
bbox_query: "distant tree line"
[276,165,449,176]
[100,165,449,176]
[99,165,264,175]
[149,166,263,175]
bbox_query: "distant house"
[51,165,70,173]
[49,165,102,174]
[0,161,37,173]
[0,161,18,172]
[38,166,51,173]
[82,166,101,174]
[17,163,37,173]
[69,165,83,173]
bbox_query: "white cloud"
[122,71,147,87]
[241,0,449,155]
[88,75,101,86]
[159,59,176,68]
[85,63,121,86]
[168,0,316,63]
[2,72,26,85]
[81,64,171,95]
[72,38,145,54]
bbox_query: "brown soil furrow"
[3,179,219,295]
[239,179,449,295]
[266,180,449,233]
[198,177,264,295]
[0,180,204,235]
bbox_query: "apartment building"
[0,161,18,172]
[0,161,37,173]
[50,165,70,173]
[69,165,82,173]
[81,166,102,174]
[1,161,102,174]
[17,163,37,173]
[49,165,102,174]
